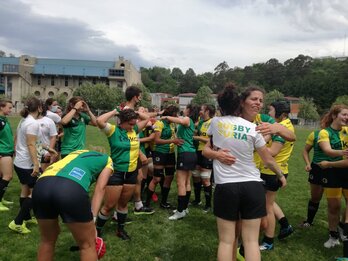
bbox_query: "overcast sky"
[1,0,348,73]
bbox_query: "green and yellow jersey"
[196,118,211,151]
[260,118,295,175]
[306,130,330,164]
[61,112,90,156]
[177,118,196,153]
[103,123,140,172]
[0,115,14,155]
[153,120,175,154]
[40,150,113,192]
[318,126,348,162]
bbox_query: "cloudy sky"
[1,0,348,73]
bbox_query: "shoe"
[190,200,202,206]
[116,229,131,240]
[173,208,189,215]
[169,210,186,220]
[8,220,31,234]
[160,202,172,209]
[338,226,347,241]
[203,206,211,213]
[324,236,340,248]
[134,206,155,215]
[152,193,158,202]
[259,241,274,251]
[299,221,312,228]
[2,199,14,205]
[236,247,245,261]
[0,202,9,211]
[278,225,294,240]
[24,217,38,225]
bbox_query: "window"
[63,92,68,97]
[109,69,125,77]
[65,76,69,87]
[37,76,41,86]
[92,78,96,84]
[0,75,4,85]
[78,77,83,86]
[34,91,40,97]
[51,76,55,86]
[3,64,19,73]
[106,79,110,86]
[48,91,54,97]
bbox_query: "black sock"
[161,187,170,204]
[19,197,25,207]
[145,189,154,207]
[193,181,202,202]
[184,191,191,209]
[95,211,109,230]
[141,178,147,195]
[306,200,319,224]
[203,185,212,208]
[344,223,348,237]
[0,179,10,201]
[278,217,289,229]
[177,196,186,212]
[239,244,245,257]
[330,230,339,239]
[343,240,348,257]
[263,235,274,245]
[117,212,127,231]
[15,197,32,225]
[159,177,164,194]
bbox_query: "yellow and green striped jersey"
[153,120,175,154]
[196,118,211,151]
[318,126,348,162]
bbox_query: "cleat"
[169,210,186,220]
[160,202,172,209]
[203,206,211,213]
[299,221,312,228]
[324,236,340,248]
[134,206,155,215]
[2,199,14,205]
[236,247,245,261]
[0,202,9,211]
[24,217,38,225]
[173,208,189,215]
[190,200,202,206]
[116,230,131,240]
[278,225,294,240]
[8,220,31,234]
[259,242,274,251]
[338,226,347,241]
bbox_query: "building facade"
[0,55,142,110]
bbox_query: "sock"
[263,235,274,245]
[145,189,154,207]
[306,200,319,224]
[117,211,127,231]
[134,201,143,210]
[344,223,348,237]
[159,177,164,194]
[141,178,147,195]
[177,196,186,212]
[239,244,245,257]
[161,187,170,204]
[343,240,348,257]
[184,191,191,209]
[330,230,339,239]
[278,217,289,229]
[203,185,212,208]
[0,179,10,201]
[15,197,32,225]
[95,211,110,230]
[193,181,202,202]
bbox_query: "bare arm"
[319,141,348,158]
[256,122,296,142]
[154,131,183,146]
[139,132,155,143]
[136,118,150,132]
[96,110,118,129]
[302,144,313,172]
[202,139,236,165]
[193,136,209,143]
[162,116,190,127]
[26,134,40,176]
[61,101,84,125]
[267,141,284,157]
[318,159,348,169]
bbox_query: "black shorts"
[214,181,266,220]
[152,152,176,166]
[196,151,213,169]
[177,152,197,171]
[261,173,288,192]
[308,163,324,185]
[107,170,138,186]
[321,167,348,189]
[14,165,37,188]
[32,176,92,223]
[145,148,152,158]
[0,153,14,157]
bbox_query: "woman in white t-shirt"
[9,97,42,234]
[203,84,286,261]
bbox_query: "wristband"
[276,171,284,179]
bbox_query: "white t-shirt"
[37,116,58,156]
[207,116,266,184]
[46,110,61,124]
[14,115,40,169]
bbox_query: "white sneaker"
[324,236,340,248]
[169,210,186,220]
[172,208,189,215]
[338,226,347,241]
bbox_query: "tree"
[179,68,199,93]
[333,95,348,106]
[73,83,123,111]
[298,97,320,122]
[54,93,68,109]
[263,90,285,113]
[136,84,152,109]
[213,61,230,92]
[191,86,215,106]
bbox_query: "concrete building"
[0,55,142,110]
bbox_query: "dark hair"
[186,104,200,122]
[217,83,240,116]
[163,105,179,117]
[67,96,84,112]
[0,99,12,108]
[45,98,55,107]
[125,86,142,101]
[270,100,290,118]
[240,85,265,102]
[119,108,139,124]
[321,104,348,128]
[20,97,41,118]
[203,104,216,118]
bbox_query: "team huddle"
[0,84,348,261]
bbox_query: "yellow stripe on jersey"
[128,130,140,172]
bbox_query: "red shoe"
[152,193,158,202]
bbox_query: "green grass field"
[0,117,343,260]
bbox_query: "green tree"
[263,90,285,113]
[298,97,320,121]
[73,83,123,111]
[191,86,215,106]
[53,93,68,109]
[180,68,199,93]
[333,95,348,106]
[135,84,152,109]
